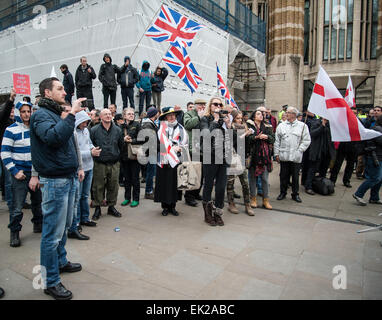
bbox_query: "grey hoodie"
[75,111,94,172]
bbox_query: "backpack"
[312,177,335,195]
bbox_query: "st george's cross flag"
[163,44,202,93]
[344,75,356,109]
[216,64,238,108]
[145,4,204,48]
[308,66,381,142]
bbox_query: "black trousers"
[121,87,135,109]
[122,159,140,201]
[77,87,94,110]
[202,164,227,209]
[280,161,300,196]
[330,149,357,184]
[102,87,116,108]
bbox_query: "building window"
[323,0,353,62]
[304,1,310,64]
[360,0,379,60]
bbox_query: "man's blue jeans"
[9,174,42,232]
[355,157,382,201]
[69,170,93,232]
[69,178,80,233]
[40,175,77,288]
[145,163,156,194]
[2,161,13,211]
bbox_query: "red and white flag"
[344,75,356,109]
[308,66,381,142]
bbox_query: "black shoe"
[107,206,122,218]
[162,208,169,216]
[292,195,302,203]
[0,287,4,299]
[277,193,286,201]
[10,231,20,247]
[234,193,241,199]
[23,202,32,209]
[92,206,101,221]
[141,178,146,183]
[171,208,179,216]
[44,282,72,300]
[59,261,82,274]
[305,189,315,195]
[185,199,198,207]
[195,194,203,201]
[67,229,90,240]
[344,182,352,188]
[33,223,42,233]
[144,193,154,200]
[80,220,97,227]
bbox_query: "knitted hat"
[146,106,158,119]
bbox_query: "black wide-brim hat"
[159,107,182,121]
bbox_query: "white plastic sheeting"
[0,0,266,109]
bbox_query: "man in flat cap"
[183,98,206,206]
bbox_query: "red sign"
[13,73,31,95]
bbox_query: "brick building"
[240,0,382,112]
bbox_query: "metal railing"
[0,0,80,31]
[174,0,266,53]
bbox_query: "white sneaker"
[353,194,367,206]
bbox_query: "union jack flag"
[163,44,202,93]
[217,64,238,109]
[145,4,204,48]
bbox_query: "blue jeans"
[145,163,156,194]
[78,170,93,223]
[355,157,382,201]
[69,178,80,233]
[9,174,42,232]
[40,175,77,288]
[2,161,13,211]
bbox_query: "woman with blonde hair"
[200,97,231,226]
[226,109,255,216]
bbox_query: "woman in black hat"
[154,107,188,216]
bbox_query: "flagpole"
[130,3,164,61]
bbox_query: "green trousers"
[92,161,120,207]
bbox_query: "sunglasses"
[212,103,223,107]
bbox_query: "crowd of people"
[1,57,382,300]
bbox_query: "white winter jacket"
[274,120,311,163]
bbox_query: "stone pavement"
[0,164,381,300]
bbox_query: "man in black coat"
[0,88,16,206]
[118,56,139,110]
[303,117,335,194]
[60,64,75,105]
[99,53,120,109]
[75,56,97,108]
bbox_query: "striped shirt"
[1,122,32,176]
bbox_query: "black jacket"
[120,120,141,161]
[151,68,168,92]
[99,54,120,90]
[200,115,231,165]
[307,118,335,161]
[363,125,382,161]
[62,70,75,95]
[90,122,124,164]
[30,98,78,178]
[0,99,15,145]
[118,64,139,88]
[75,64,96,89]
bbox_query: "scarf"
[157,121,188,168]
[38,97,63,115]
[251,121,272,176]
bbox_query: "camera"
[218,110,229,118]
